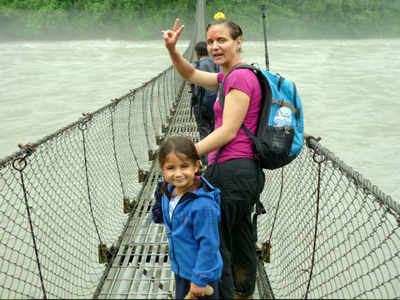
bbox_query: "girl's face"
[206,24,242,71]
[160,151,200,196]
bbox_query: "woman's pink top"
[208,68,262,165]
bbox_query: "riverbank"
[1,2,399,41]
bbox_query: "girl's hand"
[161,18,185,52]
[189,282,205,297]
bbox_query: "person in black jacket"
[191,41,219,165]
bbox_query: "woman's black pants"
[204,158,265,299]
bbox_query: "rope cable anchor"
[99,243,119,265]
[98,243,108,264]
[262,241,271,263]
[305,135,322,150]
[79,112,94,131]
[161,124,169,134]
[123,196,137,214]
[111,98,121,105]
[139,169,149,183]
[148,149,157,161]
[156,135,164,145]
[12,156,28,171]
[16,143,37,157]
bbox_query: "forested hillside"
[0,0,399,40]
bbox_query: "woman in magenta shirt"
[162,17,265,299]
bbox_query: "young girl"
[151,136,222,299]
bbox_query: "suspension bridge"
[1,0,399,299]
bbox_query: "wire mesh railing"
[1,0,400,299]
[256,136,400,299]
[0,34,194,300]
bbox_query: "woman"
[161,18,265,299]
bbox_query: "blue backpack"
[219,64,304,170]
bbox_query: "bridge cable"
[79,118,103,246]
[142,82,152,153]
[304,148,326,299]
[156,74,164,131]
[127,90,141,171]
[110,101,127,197]
[12,149,47,299]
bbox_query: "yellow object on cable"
[213,12,226,20]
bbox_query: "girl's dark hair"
[159,136,200,166]
[158,136,202,197]
[206,19,243,40]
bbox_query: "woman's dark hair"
[158,136,202,197]
[194,41,208,57]
[206,19,243,40]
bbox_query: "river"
[0,39,399,201]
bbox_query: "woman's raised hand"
[161,18,185,52]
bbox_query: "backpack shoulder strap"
[292,82,298,111]
[218,64,271,138]
[192,60,205,103]
[218,64,264,108]
[278,75,285,91]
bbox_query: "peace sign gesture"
[161,18,185,52]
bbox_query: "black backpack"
[190,61,206,110]
[191,60,218,120]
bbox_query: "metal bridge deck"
[98,85,202,299]
[98,198,176,299]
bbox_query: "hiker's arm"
[161,18,218,90]
[195,89,249,155]
[169,51,218,89]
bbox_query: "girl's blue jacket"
[152,176,223,287]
